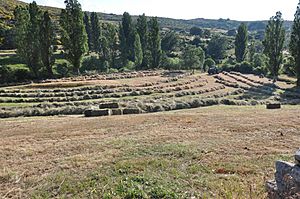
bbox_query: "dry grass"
[1,105,299,198]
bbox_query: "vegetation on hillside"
[1,0,300,87]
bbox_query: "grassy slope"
[0,106,299,198]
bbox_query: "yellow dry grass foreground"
[1,105,300,198]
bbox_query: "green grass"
[29,140,292,198]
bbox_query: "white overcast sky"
[22,0,300,21]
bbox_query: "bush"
[80,56,104,73]
[282,56,296,77]
[219,63,234,72]
[0,65,12,83]
[161,56,181,70]
[56,63,69,77]
[204,58,216,71]
[107,68,118,73]
[234,61,253,74]
[124,61,136,71]
[14,68,32,82]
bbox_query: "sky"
[22,0,300,21]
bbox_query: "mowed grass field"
[1,105,300,198]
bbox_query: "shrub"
[234,61,253,74]
[108,68,118,73]
[56,63,69,77]
[204,58,216,71]
[14,68,32,82]
[219,63,234,72]
[123,61,136,71]
[282,56,296,77]
[0,65,12,83]
[161,56,181,70]
[80,56,104,73]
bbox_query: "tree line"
[10,0,212,81]
[7,0,300,87]
[233,4,300,86]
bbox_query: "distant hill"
[0,0,293,32]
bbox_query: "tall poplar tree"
[60,0,88,74]
[134,32,143,69]
[119,12,135,62]
[14,5,30,69]
[263,12,285,82]
[90,12,101,52]
[290,1,300,87]
[235,23,248,62]
[103,23,118,68]
[137,14,148,67]
[40,11,55,77]
[148,17,162,68]
[14,2,42,78]
[84,12,92,51]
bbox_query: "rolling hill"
[0,0,293,32]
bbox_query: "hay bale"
[111,109,123,115]
[99,102,119,109]
[123,108,141,115]
[266,103,281,109]
[84,109,111,117]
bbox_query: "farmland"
[0,70,299,118]
[1,105,300,198]
[0,71,300,198]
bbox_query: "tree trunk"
[47,66,54,78]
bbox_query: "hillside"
[0,0,293,31]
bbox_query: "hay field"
[1,71,300,198]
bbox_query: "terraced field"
[0,70,299,118]
[1,70,300,198]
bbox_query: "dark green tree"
[84,12,92,51]
[119,23,128,66]
[90,12,101,52]
[100,36,109,64]
[40,11,55,77]
[148,17,162,68]
[14,2,44,78]
[14,2,43,78]
[204,58,216,71]
[119,12,135,62]
[60,0,88,74]
[207,35,228,61]
[102,23,118,68]
[27,1,43,78]
[136,14,148,67]
[14,5,30,68]
[235,23,248,62]
[182,45,205,73]
[248,40,256,63]
[290,1,300,86]
[263,12,285,82]
[161,31,178,53]
[134,32,143,69]
[190,27,203,36]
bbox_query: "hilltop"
[0,0,293,31]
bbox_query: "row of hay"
[0,79,208,103]
[0,106,87,118]
[44,71,162,83]
[215,75,277,96]
[0,73,193,95]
